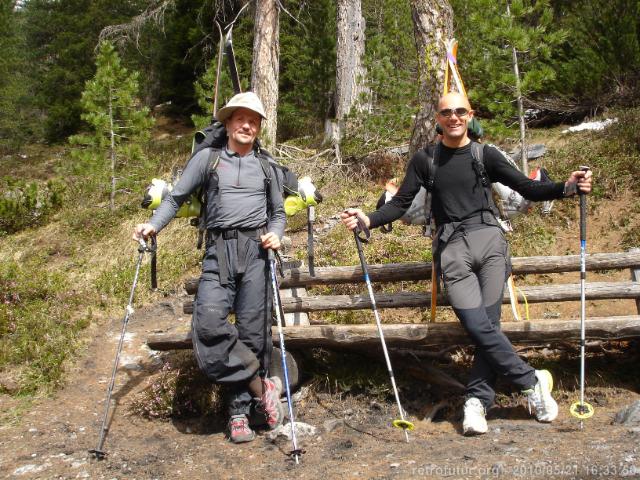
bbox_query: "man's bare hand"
[566,169,593,194]
[261,232,280,250]
[133,223,156,241]
[340,208,370,231]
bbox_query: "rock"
[614,401,640,426]
[266,421,317,441]
[323,419,344,433]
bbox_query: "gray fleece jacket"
[149,146,285,238]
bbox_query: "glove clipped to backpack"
[283,176,322,217]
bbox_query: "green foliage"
[191,58,239,130]
[0,259,88,395]
[341,0,418,156]
[549,0,640,103]
[69,41,154,207]
[0,178,65,235]
[22,0,148,142]
[0,1,41,152]
[451,0,565,123]
[278,0,337,140]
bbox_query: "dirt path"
[1,287,639,480]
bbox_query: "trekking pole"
[268,249,303,464]
[569,166,594,427]
[89,238,153,460]
[307,205,315,276]
[351,216,414,442]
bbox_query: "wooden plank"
[183,281,640,314]
[146,315,640,351]
[629,248,640,314]
[183,251,640,293]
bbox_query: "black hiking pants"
[438,226,536,409]
[192,230,272,417]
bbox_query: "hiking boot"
[256,376,284,430]
[228,414,256,444]
[462,397,488,435]
[524,369,558,423]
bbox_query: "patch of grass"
[0,259,89,395]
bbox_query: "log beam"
[183,251,640,293]
[183,281,640,314]
[146,315,640,351]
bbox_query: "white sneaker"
[463,397,488,435]
[525,369,559,422]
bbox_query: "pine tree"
[451,0,565,128]
[22,0,148,143]
[0,0,38,152]
[70,41,154,210]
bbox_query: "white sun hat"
[215,91,267,123]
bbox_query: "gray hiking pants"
[192,230,272,416]
[438,225,536,409]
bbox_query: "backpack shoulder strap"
[196,148,222,249]
[470,142,505,224]
[423,142,441,235]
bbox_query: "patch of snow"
[562,118,618,134]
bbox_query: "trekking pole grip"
[579,166,590,242]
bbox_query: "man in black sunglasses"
[342,91,592,436]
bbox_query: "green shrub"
[0,178,65,234]
[0,260,88,394]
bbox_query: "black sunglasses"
[438,107,470,118]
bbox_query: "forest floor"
[0,293,638,480]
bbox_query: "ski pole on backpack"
[268,249,303,464]
[569,166,594,426]
[351,216,414,442]
[89,238,153,459]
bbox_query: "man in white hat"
[134,91,285,443]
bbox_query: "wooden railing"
[147,250,640,351]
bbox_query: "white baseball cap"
[215,91,267,123]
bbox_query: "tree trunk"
[409,0,453,158]
[109,87,116,211]
[507,1,528,176]
[251,0,279,148]
[332,0,371,142]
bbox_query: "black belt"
[437,213,499,246]
[205,227,266,285]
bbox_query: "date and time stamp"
[410,462,640,478]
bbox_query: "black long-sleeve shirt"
[368,142,565,229]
